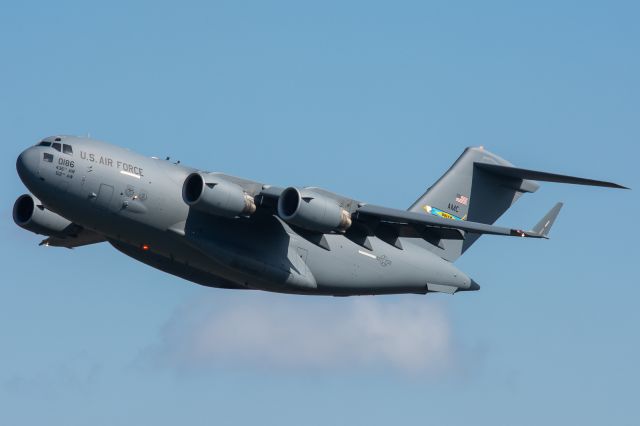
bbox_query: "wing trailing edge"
[355,204,547,239]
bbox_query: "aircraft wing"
[353,203,562,239]
[254,185,560,238]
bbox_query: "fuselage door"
[95,184,114,210]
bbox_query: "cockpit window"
[63,144,73,155]
[52,142,61,152]
[38,141,52,147]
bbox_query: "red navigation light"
[141,244,150,251]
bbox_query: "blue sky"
[1,1,638,425]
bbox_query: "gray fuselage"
[16,136,471,296]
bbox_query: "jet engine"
[13,194,73,237]
[182,173,256,218]
[277,187,352,233]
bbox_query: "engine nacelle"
[277,187,352,233]
[13,194,72,237]
[182,172,256,218]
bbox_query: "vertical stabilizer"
[409,147,540,261]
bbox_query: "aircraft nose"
[16,148,39,182]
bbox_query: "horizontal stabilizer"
[475,163,628,189]
[531,202,563,238]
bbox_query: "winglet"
[530,202,563,238]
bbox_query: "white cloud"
[148,293,455,375]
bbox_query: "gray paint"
[14,136,627,296]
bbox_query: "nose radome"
[16,148,39,183]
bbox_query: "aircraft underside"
[14,136,626,297]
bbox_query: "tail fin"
[409,147,624,261]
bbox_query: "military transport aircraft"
[14,136,626,296]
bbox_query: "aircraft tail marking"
[409,147,624,261]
